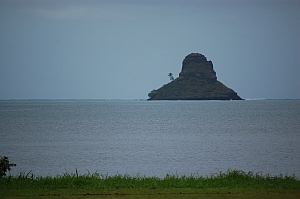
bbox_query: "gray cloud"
[1,0,299,99]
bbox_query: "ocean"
[0,100,299,178]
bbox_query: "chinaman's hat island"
[148,53,243,100]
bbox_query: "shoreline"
[1,170,300,198]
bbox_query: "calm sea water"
[0,100,299,178]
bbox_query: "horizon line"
[1,98,300,101]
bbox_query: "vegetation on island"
[168,73,175,81]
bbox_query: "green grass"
[1,170,300,198]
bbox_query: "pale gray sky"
[1,0,299,99]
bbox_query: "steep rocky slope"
[148,53,243,100]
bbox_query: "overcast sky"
[1,0,299,100]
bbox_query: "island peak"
[148,53,243,100]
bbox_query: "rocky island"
[148,53,243,100]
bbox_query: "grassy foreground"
[1,170,300,199]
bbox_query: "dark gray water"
[0,100,299,177]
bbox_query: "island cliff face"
[148,53,243,100]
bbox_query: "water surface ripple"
[0,100,299,177]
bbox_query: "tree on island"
[168,73,174,81]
